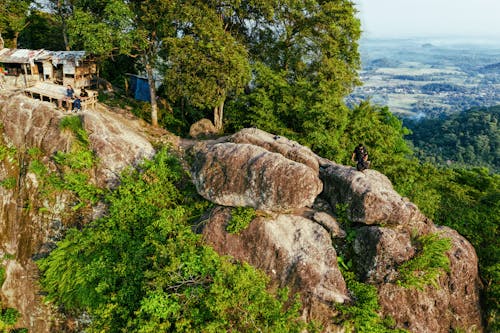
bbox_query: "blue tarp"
[129,75,150,102]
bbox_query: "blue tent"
[128,74,151,102]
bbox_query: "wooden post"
[22,63,28,88]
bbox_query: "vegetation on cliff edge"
[38,148,314,332]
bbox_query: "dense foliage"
[405,106,500,172]
[6,0,361,130]
[38,148,312,332]
[2,1,499,330]
[226,207,257,234]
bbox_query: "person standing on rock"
[352,143,370,171]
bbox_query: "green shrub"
[0,262,23,332]
[226,206,257,234]
[0,145,16,162]
[337,270,408,333]
[60,115,89,147]
[397,233,452,290]
[28,159,48,178]
[38,148,310,332]
[0,177,16,189]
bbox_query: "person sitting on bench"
[80,87,89,98]
[59,85,75,111]
[73,96,82,113]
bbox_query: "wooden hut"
[48,51,97,88]
[0,48,97,89]
[0,48,49,87]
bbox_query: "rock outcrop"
[203,207,348,329]
[190,140,322,211]
[319,161,427,227]
[0,92,484,333]
[376,227,483,333]
[191,129,483,333]
[0,92,156,331]
[230,127,320,172]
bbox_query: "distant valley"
[348,38,500,118]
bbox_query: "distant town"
[347,38,500,118]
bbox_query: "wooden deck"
[24,82,98,110]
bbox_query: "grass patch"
[397,233,452,290]
[0,177,16,189]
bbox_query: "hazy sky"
[354,0,500,38]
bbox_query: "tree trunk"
[213,99,225,132]
[145,62,158,127]
[13,32,19,49]
[62,21,70,51]
[0,33,4,49]
[56,0,71,50]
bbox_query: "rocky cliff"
[0,93,484,332]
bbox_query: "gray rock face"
[81,108,156,187]
[353,226,415,283]
[0,93,155,188]
[312,211,346,238]
[192,129,483,333]
[320,162,426,227]
[318,157,483,332]
[230,127,320,172]
[0,93,156,332]
[191,141,322,211]
[202,207,348,329]
[377,227,483,333]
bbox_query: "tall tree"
[66,0,176,127]
[0,0,33,48]
[44,0,73,50]
[226,0,361,152]
[163,1,250,131]
[18,10,65,50]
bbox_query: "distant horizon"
[354,0,500,40]
[359,35,500,47]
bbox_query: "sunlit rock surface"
[202,207,349,330]
[0,92,484,333]
[190,141,322,211]
[0,92,155,331]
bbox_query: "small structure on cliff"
[0,48,97,89]
[0,48,98,110]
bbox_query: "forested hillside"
[0,0,498,332]
[405,106,500,172]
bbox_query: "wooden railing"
[24,82,98,111]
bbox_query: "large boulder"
[317,158,483,332]
[230,128,320,172]
[202,207,348,330]
[353,226,415,283]
[320,161,427,227]
[189,118,218,139]
[377,227,483,333]
[191,141,322,211]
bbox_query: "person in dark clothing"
[80,87,88,98]
[73,96,81,112]
[351,144,370,171]
[60,85,75,111]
